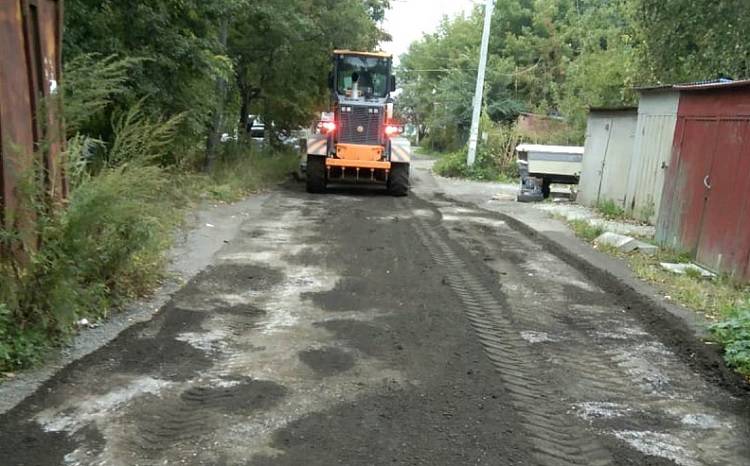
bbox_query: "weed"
[0,302,47,370]
[568,219,605,242]
[606,246,747,319]
[0,145,295,372]
[63,54,142,137]
[208,143,298,199]
[684,267,704,280]
[0,49,300,374]
[637,201,656,223]
[433,149,515,182]
[0,101,297,373]
[597,199,627,220]
[710,308,750,377]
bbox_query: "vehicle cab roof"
[333,49,393,59]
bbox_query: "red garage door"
[658,83,750,281]
[696,120,750,277]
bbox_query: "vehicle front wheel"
[306,155,327,193]
[388,163,410,196]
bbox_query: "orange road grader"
[305,50,411,195]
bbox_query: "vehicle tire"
[542,177,551,199]
[306,155,327,193]
[389,163,410,196]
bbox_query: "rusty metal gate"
[657,81,750,281]
[0,0,65,253]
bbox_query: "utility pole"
[467,0,495,166]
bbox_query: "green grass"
[568,219,605,242]
[627,252,746,319]
[411,146,432,157]
[597,199,627,220]
[205,144,298,201]
[433,149,516,183]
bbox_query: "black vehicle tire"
[517,192,544,203]
[542,177,552,199]
[388,163,410,196]
[306,155,327,193]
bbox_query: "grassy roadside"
[432,149,517,183]
[0,144,296,375]
[563,216,750,378]
[0,51,300,376]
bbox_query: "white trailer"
[516,144,584,201]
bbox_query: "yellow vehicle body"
[305,50,410,195]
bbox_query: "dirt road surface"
[1,164,749,465]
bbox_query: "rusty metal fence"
[0,0,66,254]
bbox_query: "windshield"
[336,56,390,99]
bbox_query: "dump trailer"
[305,50,411,195]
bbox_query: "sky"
[382,0,481,62]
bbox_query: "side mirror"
[390,75,397,92]
[328,72,334,90]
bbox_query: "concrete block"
[660,263,717,279]
[595,232,659,256]
[595,232,634,250]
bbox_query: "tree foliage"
[398,0,748,149]
[228,0,387,135]
[63,0,390,153]
[631,0,750,83]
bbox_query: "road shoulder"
[0,194,271,414]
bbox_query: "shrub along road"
[0,172,748,465]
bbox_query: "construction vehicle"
[305,50,411,195]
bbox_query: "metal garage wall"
[657,81,750,281]
[578,109,637,208]
[0,0,65,254]
[623,89,680,224]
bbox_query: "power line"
[398,61,541,75]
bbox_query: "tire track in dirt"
[468,213,749,465]
[134,379,287,452]
[422,197,750,466]
[408,199,613,466]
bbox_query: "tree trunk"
[239,95,249,135]
[418,124,427,144]
[204,18,230,172]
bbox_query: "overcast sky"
[382,0,481,61]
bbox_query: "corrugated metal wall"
[579,109,637,208]
[623,90,680,224]
[657,84,750,281]
[0,0,65,254]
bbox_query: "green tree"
[229,0,390,137]
[630,0,750,83]
[64,0,390,156]
[64,0,234,150]
[398,0,638,147]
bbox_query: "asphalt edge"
[495,208,750,397]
